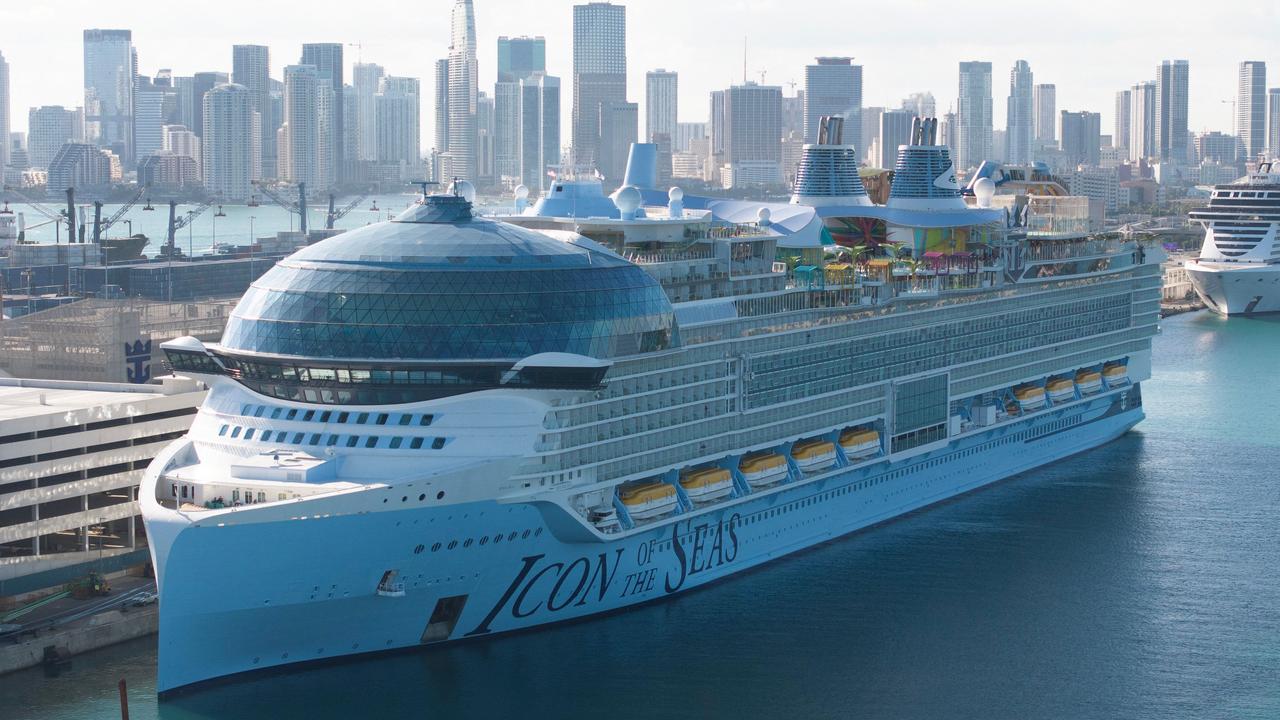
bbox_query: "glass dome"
[220,200,678,362]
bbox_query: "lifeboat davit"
[1045,378,1075,403]
[679,467,734,504]
[1102,363,1129,386]
[739,452,788,488]
[791,439,837,473]
[838,427,880,460]
[1013,385,1046,411]
[618,481,678,521]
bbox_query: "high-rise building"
[518,73,560,191]
[782,92,804,138]
[957,61,993,172]
[162,124,200,176]
[674,122,706,153]
[281,64,323,188]
[879,108,915,169]
[440,0,478,182]
[862,106,884,166]
[189,72,229,146]
[803,57,862,151]
[1006,61,1034,164]
[902,92,936,119]
[133,80,167,162]
[301,44,345,183]
[722,82,782,188]
[202,83,254,200]
[233,45,273,177]
[495,36,547,186]
[1195,131,1238,164]
[83,29,134,165]
[476,91,495,184]
[572,2,627,169]
[434,59,450,158]
[1155,59,1189,162]
[0,52,9,179]
[598,100,637,186]
[1238,61,1266,161]
[645,69,677,144]
[497,36,546,82]
[1268,88,1280,156]
[375,77,420,179]
[1114,90,1131,153]
[27,106,80,169]
[1059,110,1102,167]
[46,142,114,193]
[1033,83,1056,145]
[353,63,385,164]
[1129,81,1157,162]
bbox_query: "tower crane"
[165,199,217,256]
[92,185,148,242]
[326,192,368,229]
[253,181,309,236]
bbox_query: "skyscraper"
[1129,81,1156,162]
[1238,61,1266,161]
[1033,83,1056,145]
[440,0,478,182]
[518,73,559,191]
[1114,90,1131,153]
[476,91,495,184]
[202,83,254,200]
[1006,60,1034,164]
[83,29,134,164]
[722,82,782,188]
[572,2,627,169]
[902,92,936,119]
[879,108,915,169]
[133,79,167,162]
[497,36,546,82]
[27,106,79,169]
[191,72,229,141]
[233,45,273,177]
[1155,60,1189,162]
[803,57,862,151]
[1268,88,1280,156]
[353,63,386,163]
[0,52,9,179]
[1059,110,1101,167]
[495,36,546,185]
[301,43,345,183]
[957,61,993,172]
[434,58,450,159]
[598,100,637,185]
[281,64,322,188]
[375,77,420,179]
[645,69,677,143]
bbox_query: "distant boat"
[102,233,149,263]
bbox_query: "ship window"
[308,434,322,445]
[218,425,228,436]
[376,414,389,425]
[319,411,332,422]
[398,415,411,426]
[244,429,255,440]
[232,489,240,502]
[357,413,370,424]
[230,426,242,438]
[390,437,403,449]
[365,436,378,448]
[303,410,315,421]
[346,436,359,447]
[253,406,265,418]
[410,437,424,449]
[287,409,298,420]
[292,432,305,443]
[326,434,339,446]
[270,408,282,419]
[432,437,446,450]
[480,536,488,545]
[260,431,272,442]
[257,491,266,502]
[337,412,350,423]
[419,415,434,427]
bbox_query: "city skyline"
[3,0,1276,152]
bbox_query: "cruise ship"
[142,117,1162,694]
[1186,161,1280,314]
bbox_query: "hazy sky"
[5,0,1279,146]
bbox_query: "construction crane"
[165,199,217,256]
[326,192,368,229]
[253,181,309,236]
[2,185,73,242]
[92,185,148,242]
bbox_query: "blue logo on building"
[125,339,152,384]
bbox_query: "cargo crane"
[2,185,75,242]
[325,192,368,230]
[253,181,308,236]
[164,199,217,257]
[92,185,148,242]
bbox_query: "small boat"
[739,452,788,487]
[1013,385,1046,411]
[587,505,620,533]
[1075,369,1102,395]
[617,481,678,521]
[679,468,734,504]
[838,428,880,460]
[1045,378,1075,403]
[791,439,837,473]
[1102,363,1129,386]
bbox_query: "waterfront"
[2,310,1277,719]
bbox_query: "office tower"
[27,106,80,169]
[233,45,274,177]
[645,69,677,143]
[83,29,134,164]
[598,100,637,185]
[46,143,114,193]
[133,79,167,161]
[434,59,450,156]
[353,63,385,163]
[190,71,229,143]
[862,107,884,166]
[281,64,324,188]
[0,52,8,178]
[497,36,546,81]
[201,83,254,200]
[439,0,478,181]
[957,61,993,171]
[1060,110,1101,166]
[902,92,936,119]
[1155,60,1189,162]
[940,109,957,151]
[162,124,200,176]
[1195,131,1237,164]
[804,57,862,151]
[781,92,804,137]
[477,91,495,184]
[674,122,706,153]
[879,108,915,169]
[1006,60,1034,164]
[518,73,560,191]
[1268,88,1280,156]
[375,77,420,179]
[1034,83,1056,145]
[572,2,627,168]
[495,36,547,184]
[1238,61,1266,160]
[301,43,345,183]
[1128,81,1156,162]
[722,82,782,188]
[1114,90,1131,153]
[709,90,726,160]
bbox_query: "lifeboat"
[739,452,788,488]
[839,427,880,460]
[1045,378,1075,403]
[1013,385,1046,411]
[587,505,620,533]
[617,481,678,521]
[1075,369,1102,395]
[679,467,734,504]
[1102,363,1129,386]
[791,439,837,474]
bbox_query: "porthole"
[418,493,426,501]
[436,491,445,500]
[534,528,542,537]
[447,541,458,550]
[493,534,503,544]
[480,536,488,545]
[463,539,473,548]
[522,530,531,539]
[431,542,442,552]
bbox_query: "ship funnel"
[817,116,844,146]
[887,117,967,210]
[791,116,872,208]
[622,143,658,189]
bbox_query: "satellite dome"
[757,207,772,225]
[668,186,684,202]
[973,177,996,208]
[447,179,477,204]
[614,185,643,216]
[514,184,530,200]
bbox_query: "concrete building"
[27,106,80,170]
[902,91,936,119]
[1060,111,1102,167]
[82,29,134,165]
[1129,81,1157,162]
[46,143,114,194]
[494,36,546,186]
[137,151,199,189]
[352,63,386,165]
[1238,61,1266,161]
[232,45,274,178]
[1034,83,1056,146]
[878,108,915,170]
[722,82,782,188]
[190,72,229,142]
[162,124,199,174]
[434,58,450,164]
[598,99,637,187]
[1194,131,1238,164]
[1006,60,1034,165]
[0,377,205,596]
[0,52,8,181]
[1065,165,1122,212]
[645,69,677,144]
[804,57,862,151]
[782,92,804,138]
[1114,89,1131,155]
[300,43,345,183]
[202,83,255,201]
[957,61,993,172]
[133,81,167,163]
[572,2,627,169]
[1268,88,1280,157]
[441,1,478,182]
[498,36,546,80]
[281,64,323,189]
[375,76,421,181]
[476,91,495,185]
[674,122,705,153]
[862,106,884,167]
[518,73,560,192]
[1155,60,1189,162]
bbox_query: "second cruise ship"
[143,117,1162,693]
[1186,161,1280,314]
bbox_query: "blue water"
[3,311,1278,719]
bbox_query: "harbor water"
[1,311,1277,719]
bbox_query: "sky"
[4,0,1279,147]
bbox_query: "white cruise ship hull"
[1186,261,1280,315]
[145,388,1143,695]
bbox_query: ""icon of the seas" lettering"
[466,514,739,636]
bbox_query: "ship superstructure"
[142,118,1162,694]
[1185,161,1280,314]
